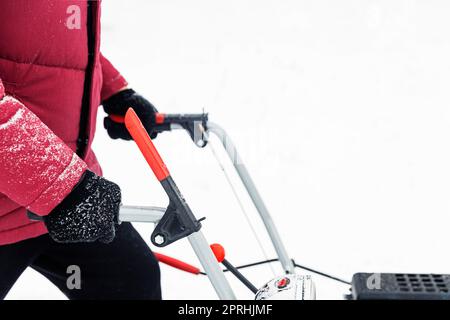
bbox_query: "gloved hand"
[42,170,122,244]
[103,88,159,140]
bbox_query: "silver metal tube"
[118,205,165,223]
[188,232,236,300]
[207,122,295,274]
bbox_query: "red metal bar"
[154,252,201,275]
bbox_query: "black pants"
[0,222,161,300]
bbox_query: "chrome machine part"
[255,274,316,300]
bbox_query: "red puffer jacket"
[0,0,128,245]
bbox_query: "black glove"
[43,170,122,244]
[103,88,159,140]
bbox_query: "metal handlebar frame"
[118,117,295,299]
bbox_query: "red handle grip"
[110,112,165,124]
[110,114,125,123]
[124,108,170,181]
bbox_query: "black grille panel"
[351,273,450,300]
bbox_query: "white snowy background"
[6,0,450,299]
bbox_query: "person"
[0,0,161,299]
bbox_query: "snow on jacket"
[0,0,128,245]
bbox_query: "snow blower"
[112,108,340,300]
[109,108,450,300]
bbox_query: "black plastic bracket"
[153,113,209,148]
[151,176,203,247]
[178,113,209,148]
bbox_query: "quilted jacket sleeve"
[0,79,87,216]
[100,53,128,102]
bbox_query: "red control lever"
[210,243,258,294]
[124,108,170,181]
[154,252,200,275]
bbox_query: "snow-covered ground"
[7,0,450,299]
